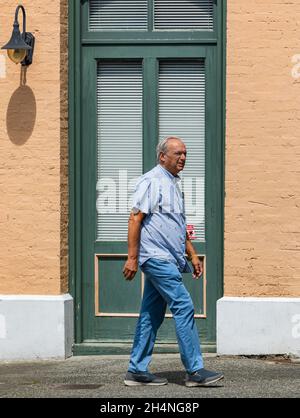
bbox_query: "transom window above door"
[88,0,215,31]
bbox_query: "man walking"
[123,136,224,387]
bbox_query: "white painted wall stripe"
[0,315,6,339]
[217,297,300,356]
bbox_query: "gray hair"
[156,136,183,162]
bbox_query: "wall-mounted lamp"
[1,5,35,66]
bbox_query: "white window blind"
[154,0,214,31]
[89,0,148,31]
[159,60,206,242]
[96,62,143,241]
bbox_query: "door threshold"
[73,342,216,356]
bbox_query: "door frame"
[68,0,227,355]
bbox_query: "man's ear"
[159,152,165,163]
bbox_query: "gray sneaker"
[124,371,168,386]
[185,368,224,387]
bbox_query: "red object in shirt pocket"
[187,224,196,240]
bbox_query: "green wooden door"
[75,43,223,354]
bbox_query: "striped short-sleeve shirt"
[131,164,191,273]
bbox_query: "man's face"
[160,139,187,175]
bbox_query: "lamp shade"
[1,22,32,51]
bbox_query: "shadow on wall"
[6,66,36,145]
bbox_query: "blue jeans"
[128,258,204,374]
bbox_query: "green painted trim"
[68,0,83,344]
[94,241,205,254]
[68,0,75,300]
[81,0,89,34]
[73,343,217,356]
[203,46,222,341]
[143,57,158,171]
[68,0,76,337]
[218,0,227,298]
[222,0,227,296]
[81,36,218,45]
[148,0,154,32]
[78,45,208,59]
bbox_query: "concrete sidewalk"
[0,354,299,398]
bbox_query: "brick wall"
[0,0,68,294]
[225,0,300,296]
[0,0,299,298]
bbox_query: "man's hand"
[190,255,203,279]
[123,258,138,281]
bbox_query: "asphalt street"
[0,354,299,398]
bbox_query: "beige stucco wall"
[225,0,300,296]
[0,0,68,294]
